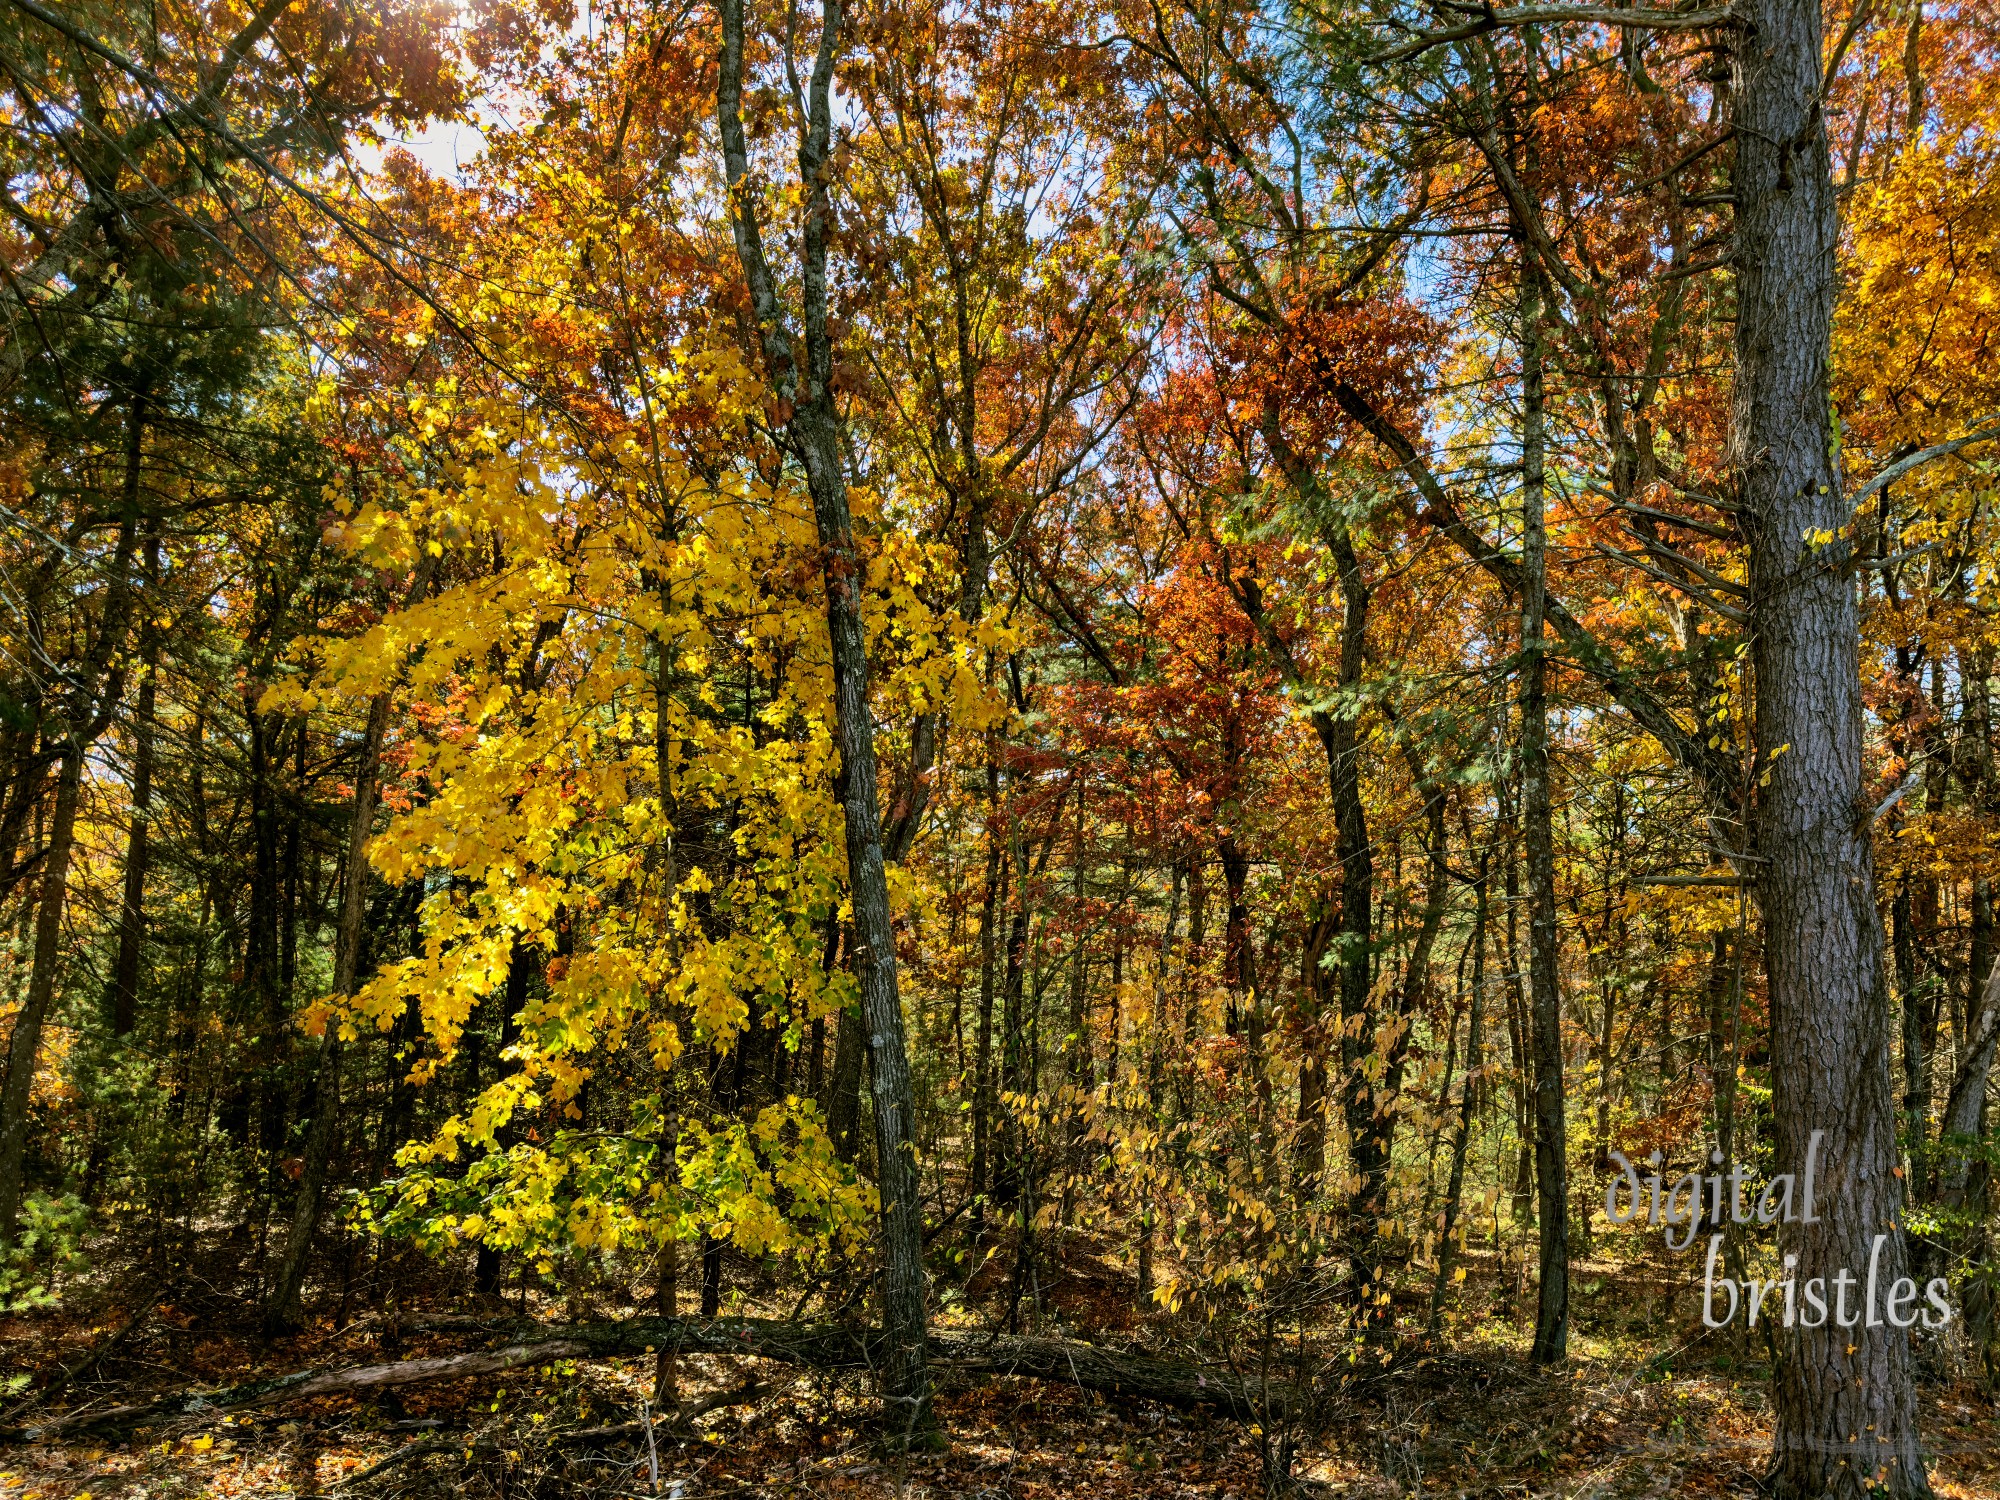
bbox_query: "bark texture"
[1519,263,1568,1365]
[1732,0,1929,1489]
[0,747,82,1250]
[715,0,931,1442]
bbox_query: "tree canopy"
[1,1,1998,1495]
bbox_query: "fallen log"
[493,1315,1297,1420]
[0,1315,1298,1443]
[0,1340,592,1443]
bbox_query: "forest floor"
[0,1230,1994,1500]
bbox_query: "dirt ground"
[1,1236,1994,1499]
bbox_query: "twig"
[642,1396,660,1493]
[328,1435,459,1490]
[1868,771,1922,827]
[1372,3,1736,63]
[0,1283,170,1425]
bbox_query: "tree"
[1734,0,1929,1489]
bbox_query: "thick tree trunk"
[1733,1,1930,1488]
[1518,262,1568,1365]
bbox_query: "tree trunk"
[1936,960,2000,1208]
[1430,856,1488,1332]
[263,689,394,1335]
[1733,0,1930,1486]
[1061,779,1090,1227]
[1519,260,1568,1365]
[246,698,287,1170]
[0,745,83,1251]
[1497,773,1535,1225]
[995,823,1034,1209]
[1,397,145,1249]
[1137,862,1183,1307]
[827,1000,865,1165]
[1321,526,1380,1248]
[107,524,162,1038]
[715,0,930,1440]
[970,760,1000,1221]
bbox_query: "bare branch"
[1372,5,1737,65]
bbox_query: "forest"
[0,0,1997,1495]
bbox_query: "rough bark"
[1518,259,1569,1366]
[1137,862,1183,1306]
[1429,857,1487,1333]
[0,746,83,1252]
[1732,0,1930,1488]
[827,1003,865,1166]
[107,523,161,1038]
[970,758,1000,1218]
[0,400,145,1250]
[715,0,931,1441]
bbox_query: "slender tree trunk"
[1296,902,1334,1199]
[1137,862,1183,1308]
[4,397,145,1245]
[1061,780,1090,1227]
[1107,842,1129,1086]
[1160,852,1202,1143]
[280,721,305,1010]
[828,1000,865,1165]
[1733,0,1930,1485]
[716,0,929,1436]
[995,824,1033,1210]
[263,690,394,1335]
[0,746,83,1252]
[247,699,287,1171]
[1497,774,1534,1224]
[471,939,531,1299]
[970,770,1000,1221]
[1430,857,1488,1333]
[108,525,162,1038]
[1319,527,1381,1260]
[1936,960,2000,1208]
[1705,927,1735,1144]
[1519,260,1568,1365]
